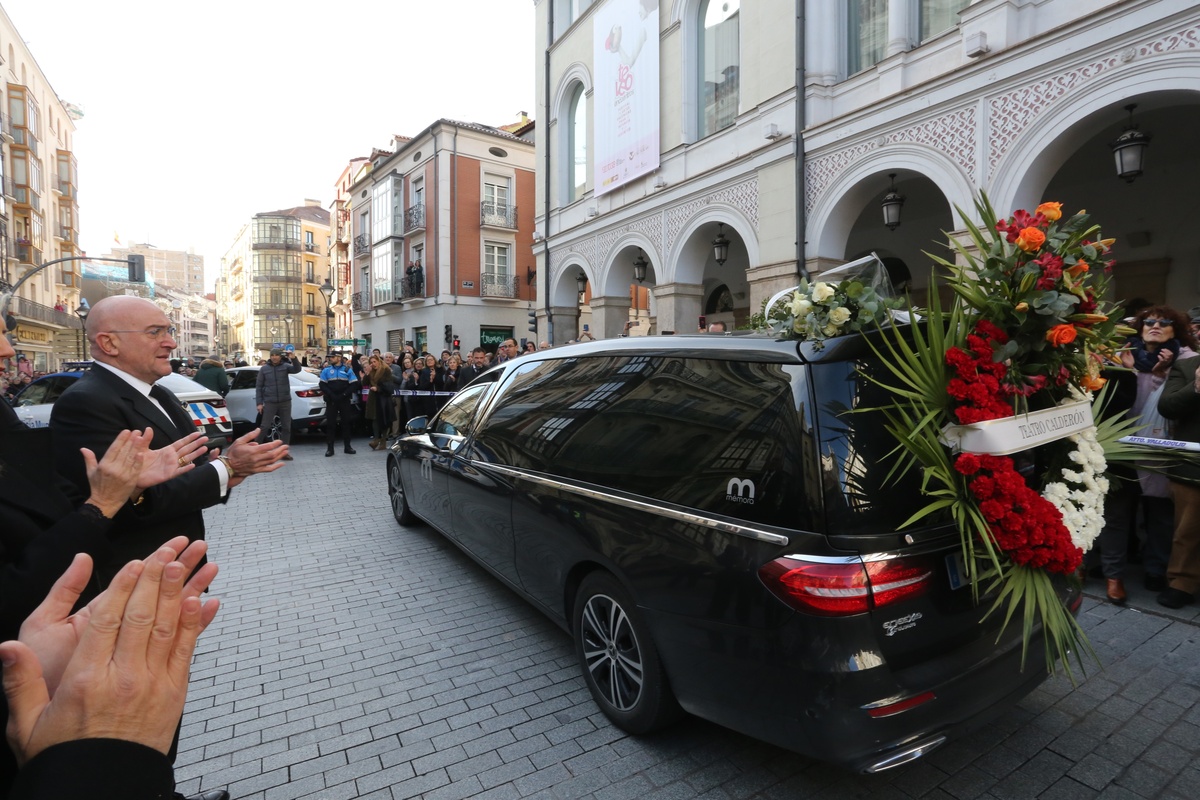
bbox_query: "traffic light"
[452,335,461,350]
[527,309,538,334]
[127,254,146,282]
[444,324,452,344]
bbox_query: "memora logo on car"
[882,612,923,637]
[726,478,755,504]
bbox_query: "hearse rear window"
[475,354,816,530]
[811,356,949,535]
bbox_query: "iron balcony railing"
[480,202,517,228]
[353,233,370,256]
[395,268,425,300]
[351,290,370,312]
[404,204,425,233]
[481,272,519,298]
[14,296,80,328]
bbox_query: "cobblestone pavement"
[176,437,1200,800]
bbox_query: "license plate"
[945,551,968,591]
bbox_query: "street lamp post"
[318,277,335,351]
[74,298,90,360]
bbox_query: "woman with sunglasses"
[1113,306,1200,597]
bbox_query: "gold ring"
[178,457,187,467]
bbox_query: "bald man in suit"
[50,296,288,587]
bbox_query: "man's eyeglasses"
[1142,319,1173,328]
[103,326,178,340]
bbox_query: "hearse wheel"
[573,572,681,734]
[387,457,414,525]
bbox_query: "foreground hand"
[223,429,289,480]
[82,429,152,518]
[136,431,210,489]
[15,537,218,701]
[0,543,220,764]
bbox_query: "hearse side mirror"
[405,416,428,435]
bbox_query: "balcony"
[306,339,321,348]
[13,296,80,329]
[58,180,75,198]
[304,242,317,252]
[351,290,371,313]
[337,226,350,245]
[395,266,425,300]
[481,202,517,229]
[353,233,370,257]
[481,271,519,299]
[404,204,425,234]
[2,178,14,198]
[16,242,42,266]
[251,236,301,250]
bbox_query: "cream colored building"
[216,201,331,363]
[104,242,205,296]
[534,0,1200,342]
[0,4,83,370]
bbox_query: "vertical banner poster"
[594,0,660,196]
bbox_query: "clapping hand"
[223,429,289,488]
[136,431,210,489]
[0,539,220,764]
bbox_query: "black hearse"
[385,332,1077,772]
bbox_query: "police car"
[8,362,234,450]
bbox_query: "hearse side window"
[431,382,491,438]
[475,354,813,529]
[812,356,948,535]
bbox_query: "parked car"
[9,364,234,450]
[384,333,1080,773]
[223,366,325,438]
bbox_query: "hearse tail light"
[759,557,933,616]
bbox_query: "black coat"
[49,365,224,583]
[0,406,118,795]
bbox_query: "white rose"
[822,323,839,337]
[828,306,851,326]
[792,299,813,319]
[811,282,835,303]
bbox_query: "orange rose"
[1045,324,1077,347]
[1015,227,1046,252]
[1036,202,1063,222]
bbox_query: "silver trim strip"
[480,462,791,546]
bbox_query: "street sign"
[329,338,369,346]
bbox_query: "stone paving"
[175,436,1200,800]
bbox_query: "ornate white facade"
[535,0,1200,342]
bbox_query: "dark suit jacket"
[49,364,225,582]
[8,739,173,800]
[1158,354,1200,484]
[0,414,120,796]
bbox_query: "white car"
[9,366,234,450]
[224,366,326,438]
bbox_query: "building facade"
[533,0,1200,343]
[1,5,84,371]
[216,201,331,363]
[327,158,369,349]
[103,242,205,296]
[348,119,537,356]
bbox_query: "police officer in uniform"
[319,352,359,457]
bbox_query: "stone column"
[588,295,633,340]
[548,305,581,346]
[651,283,704,335]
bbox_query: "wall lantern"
[576,273,588,296]
[712,224,729,266]
[632,250,648,283]
[1110,103,1151,183]
[881,173,905,231]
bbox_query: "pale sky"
[4,0,537,292]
